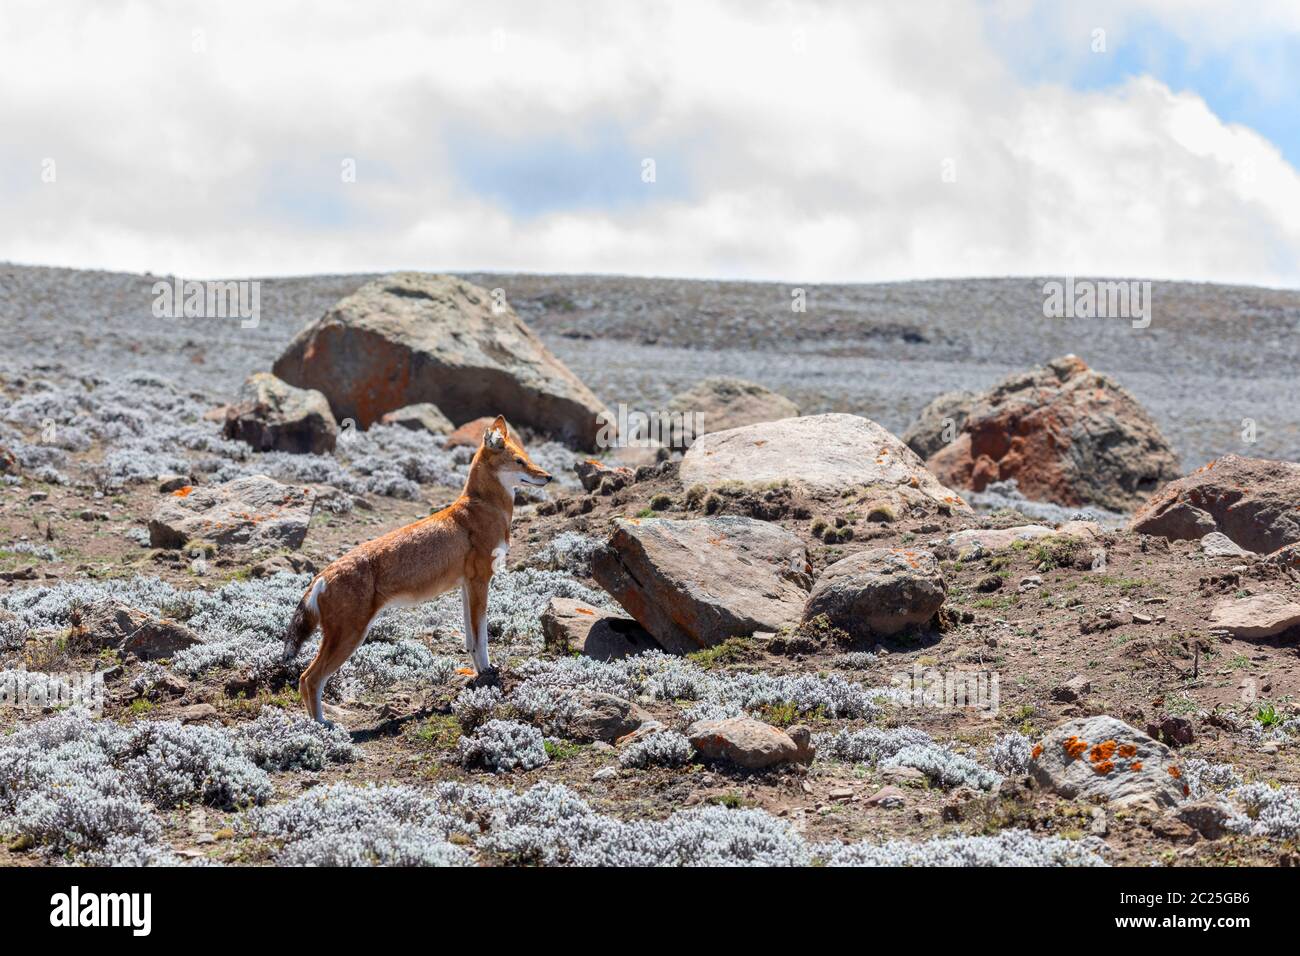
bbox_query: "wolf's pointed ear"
[492,414,508,433]
[483,416,507,450]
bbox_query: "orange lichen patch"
[1089,740,1118,764]
[1183,784,1191,797]
[172,486,194,497]
[455,667,475,676]
[1092,761,1115,775]
[1063,736,1089,760]
[1117,744,1138,758]
[1130,761,1143,772]
[575,607,596,616]
[752,440,768,447]
[1031,744,1043,760]
[1167,765,1182,779]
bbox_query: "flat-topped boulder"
[273,273,610,448]
[591,516,811,653]
[1208,593,1300,639]
[679,413,972,516]
[149,475,316,551]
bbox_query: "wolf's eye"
[515,457,525,465]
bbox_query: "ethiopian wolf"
[283,415,552,724]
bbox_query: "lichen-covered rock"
[1130,454,1300,554]
[666,377,799,445]
[148,475,316,550]
[686,716,805,769]
[902,389,976,460]
[222,372,338,455]
[803,548,946,637]
[273,273,610,448]
[679,413,973,517]
[378,402,453,436]
[1207,593,1300,639]
[927,355,1179,512]
[591,516,811,653]
[1030,716,1186,808]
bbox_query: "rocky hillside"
[0,268,1297,868]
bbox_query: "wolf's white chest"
[491,541,509,574]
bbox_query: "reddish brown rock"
[686,716,804,769]
[926,356,1179,512]
[272,273,610,448]
[1129,454,1300,554]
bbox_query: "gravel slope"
[2,264,1296,470]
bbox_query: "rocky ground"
[0,264,1297,868]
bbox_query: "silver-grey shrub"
[457,719,549,773]
[619,731,694,769]
[233,707,355,771]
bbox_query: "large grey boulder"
[679,413,973,516]
[272,273,610,449]
[803,548,947,637]
[223,372,338,455]
[1029,716,1187,809]
[591,516,811,653]
[149,475,316,550]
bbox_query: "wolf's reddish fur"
[284,415,551,724]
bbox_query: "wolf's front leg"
[460,581,475,654]
[465,575,493,674]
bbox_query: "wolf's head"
[477,415,553,489]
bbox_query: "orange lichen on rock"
[1117,744,1138,758]
[172,486,194,497]
[1092,760,1115,775]
[1167,766,1181,779]
[1031,744,1043,760]
[1130,761,1143,771]
[1089,740,1118,763]
[1063,736,1089,760]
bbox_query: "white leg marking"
[473,588,492,673]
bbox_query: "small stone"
[864,785,907,808]
[591,767,618,781]
[1052,675,1091,703]
[177,703,219,723]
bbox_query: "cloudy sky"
[2,0,1299,285]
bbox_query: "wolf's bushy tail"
[283,576,325,663]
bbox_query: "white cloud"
[0,0,1297,285]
